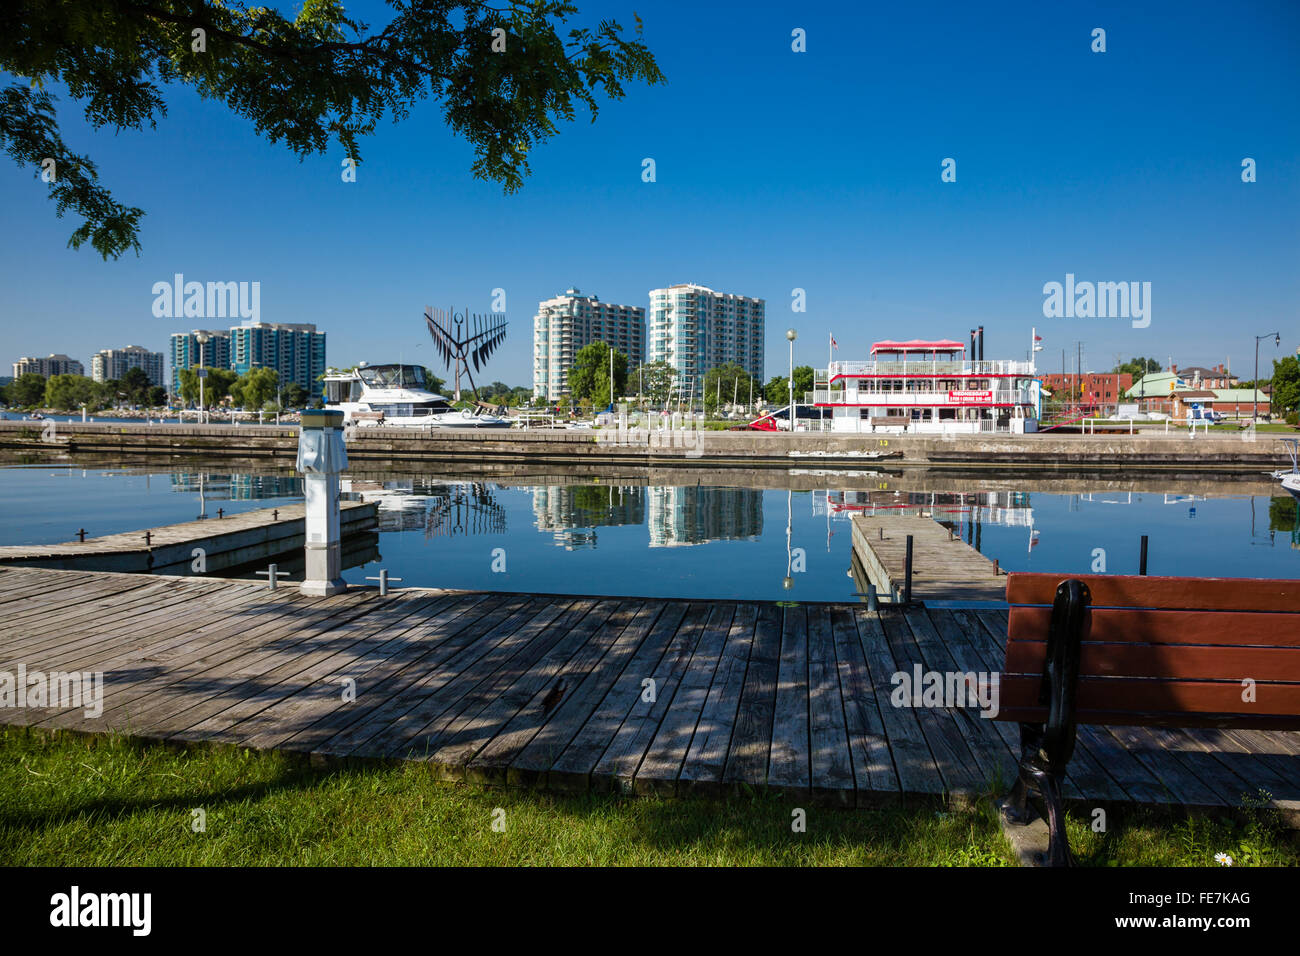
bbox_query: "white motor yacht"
[322,364,511,428]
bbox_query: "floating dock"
[0,502,377,575]
[850,513,1005,604]
[1,566,1295,819]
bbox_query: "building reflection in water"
[343,479,508,535]
[530,485,764,550]
[646,486,763,548]
[171,473,304,500]
[532,485,645,550]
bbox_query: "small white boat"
[322,364,511,429]
[1270,438,1300,501]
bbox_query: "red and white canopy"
[870,339,967,355]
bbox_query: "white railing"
[809,388,1033,406]
[825,359,1036,378]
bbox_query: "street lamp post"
[786,328,797,431]
[1254,332,1280,421]
[195,332,210,424]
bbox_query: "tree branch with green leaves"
[0,0,664,259]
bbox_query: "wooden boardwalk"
[851,514,1005,603]
[0,502,375,574]
[1,567,1296,817]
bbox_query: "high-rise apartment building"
[533,289,645,401]
[169,330,232,395]
[647,284,764,390]
[229,322,327,399]
[12,354,84,378]
[230,321,327,395]
[91,346,165,386]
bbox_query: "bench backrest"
[1000,573,1300,730]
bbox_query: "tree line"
[560,341,811,412]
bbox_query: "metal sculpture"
[424,306,508,400]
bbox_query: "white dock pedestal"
[297,409,349,596]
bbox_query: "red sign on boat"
[947,389,994,403]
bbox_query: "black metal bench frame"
[999,579,1089,867]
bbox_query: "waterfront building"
[12,354,84,378]
[1127,371,1270,419]
[812,338,1039,434]
[647,284,764,394]
[169,330,232,394]
[1039,372,1132,409]
[91,345,165,386]
[1169,363,1238,390]
[228,321,328,400]
[533,289,645,401]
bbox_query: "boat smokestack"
[977,325,984,361]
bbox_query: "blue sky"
[2,0,1298,386]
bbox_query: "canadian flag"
[830,333,838,349]
[1034,334,1043,342]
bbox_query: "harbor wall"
[0,420,1291,472]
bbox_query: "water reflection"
[3,463,1299,600]
[341,478,508,535]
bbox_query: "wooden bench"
[998,572,1300,865]
[869,415,909,430]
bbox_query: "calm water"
[0,465,1296,601]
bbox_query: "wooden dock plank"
[507,602,666,788]
[722,603,782,788]
[878,609,988,798]
[592,602,712,791]
[851,607,946,799]
[676,604,758,795]
[829,606,899,804]
[463,601,642,785]
[850,514,1005,603]
[767,605,811,796]
[0,567,1292,820]
[68,591,398,735]
[223,590,491,754]
[547,603,689,792]
[807,605,855,805]
[422,598,613,780]
[284,594,517,758]
[633,603,735,795]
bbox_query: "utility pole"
[1254,332,1280,421]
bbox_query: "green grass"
[1207,422,1296,433]
[1,729,1296,866]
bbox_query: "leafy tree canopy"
[1271,355,1300,413]
[44,373,102,410]
[629,359,677,406]
[8,372,48,407]
[281,381,309,408]
[568,340,627,408]
[1112,356,1163,382]
[701,362,758,412]
[764,366,814,405]
[178,366,238,404]
[0,0,664,259]
[230,366,280,409]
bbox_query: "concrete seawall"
[1,420,1292,472]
